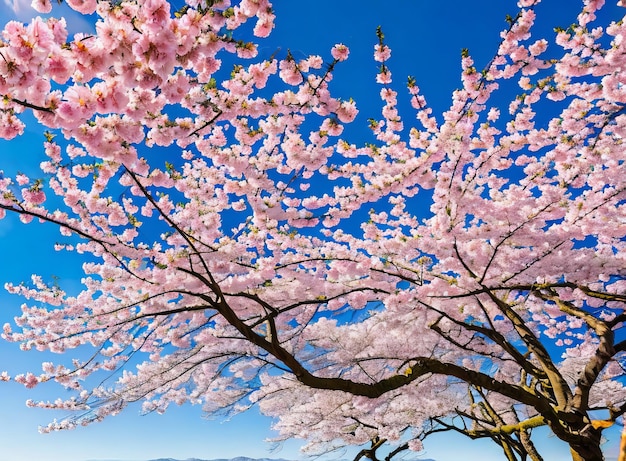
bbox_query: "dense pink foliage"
[0,0,625,459]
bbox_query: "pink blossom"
[374,44,391,62]
[65,0,96,14]
[253,18,273,37]
[376,69,392,84]
[22,188,46,205]
[15,174,29,185]
[335,99,358,123]
[0,2,624,460]
[15,372,40,388]
[331,44,350,62]
[278,58,302,85]
[31,0,52,13]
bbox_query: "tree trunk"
[568,429,604,461]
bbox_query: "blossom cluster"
[0,0,625,458]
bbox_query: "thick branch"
[483,290,573,410]
[534,288,616,412]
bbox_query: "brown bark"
[519,428,543,461]
[567,427,604,461]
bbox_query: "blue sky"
[0,0,624,460]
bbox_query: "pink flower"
[376,69,392,84]
[248,61,274,89]
[22,188,46,205]
[253,18,273,38]
[0,112,24,140]
[331,44,350,62]
[16,174,29,186]
[278,59,303,85]
[528,38,548,56]
[335,99,358,123]
[47,53,73,84]
[487,107,500,122]
[31,0,52,13]
[15,372,40,388]
[65,0,96,14]
[47,17,68,43]
[140,0,170,31]
[374,44,391,62]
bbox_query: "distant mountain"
[143,457,437,461]
[87,457,436,461]
[85,458,295,461]
[147,458,294,461]
[145,458,295,461]
[136,457,438,461]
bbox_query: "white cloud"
[1,0,37,21]
[0,0,94,35]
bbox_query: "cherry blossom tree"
[0,0,625,460]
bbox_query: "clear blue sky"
[0,1,623,460]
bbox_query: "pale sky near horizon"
[0,0,624,460]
